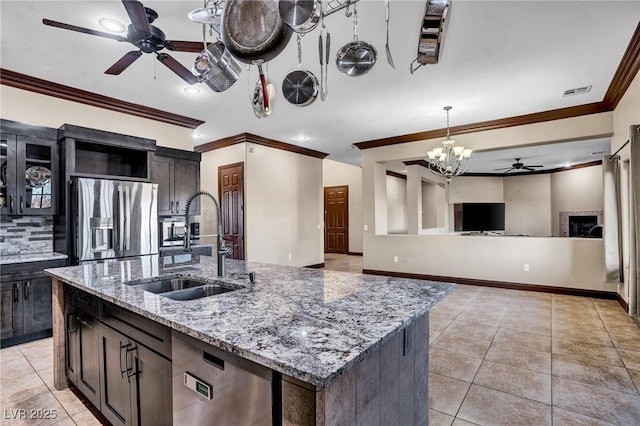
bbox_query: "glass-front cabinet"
[0,133,57,215]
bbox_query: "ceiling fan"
[42,0,204,84]
[494,158,544,173]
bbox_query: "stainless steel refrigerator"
[73,177,158,263]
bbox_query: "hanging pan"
[221,0,293,64]
[192,41,241,93]
[279,0,322,34]
[336,3,376,77]
[282,34,318,106]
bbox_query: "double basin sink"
[126,277,240,301]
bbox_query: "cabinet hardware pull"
[20,196,23,213]
[170,201,174,214]
[119,341,129,378]
[176,201,180,214]
[9,195,14,213]
[24,281,30,301]
[13,283,19,303]
[126,344,138,382]
[67,314,78,334]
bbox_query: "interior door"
[324,186,349,254]
[218,162,245,260]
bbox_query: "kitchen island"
[45,254,453,425]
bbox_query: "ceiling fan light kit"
[426,106,472,183]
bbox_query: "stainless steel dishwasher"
[172,330,281,426]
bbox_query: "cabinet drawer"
[75,289,99,318]
[100,301,171,359]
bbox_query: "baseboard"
[617,293,629,312]
[305,263,325,269]
[347,252,363,256]
[362,269,619,300]
[0,329,52,348]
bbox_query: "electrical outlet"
[523,263,530,272]
[317,224,321,230]
[288,254,292,261]
[393,256,399,263]
[364,225,368,231]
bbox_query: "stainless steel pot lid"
[336,41,377,76]
[282,69,318,106]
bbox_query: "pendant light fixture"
[426,106,472,183]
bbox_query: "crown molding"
[195,132,329,159]
[0,68,205,129]
[356,19,640,151]
[386,170,407,180]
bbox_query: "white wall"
[322,159,363,253]
[611,71,640,302]
[362,113,613,290]
[386,175,408,234]
[422,181,446,229]
[0,86,194,150]
[551,165,604,236]
[244,143,323,267]
[448,177,504,203]
[504,174,552,236]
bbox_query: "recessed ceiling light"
[98,18,126,34]
[294,135,309,142]
[184,87,201,95]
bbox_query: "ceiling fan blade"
[105,51,143,75]
[42,18,128,42]
[494,167,513,170]
[502,168,515,173]
[157,53,198,84]
[122,0,151,35]
[528,165,544,168]
[166,40,206,53]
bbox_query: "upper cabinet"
[0,120,58,216]
[151,147,201,216]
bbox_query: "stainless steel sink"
[162,285,236,301]
[127,278,240,300]
[128,278,208,294]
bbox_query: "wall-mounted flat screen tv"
[462,203,506,232]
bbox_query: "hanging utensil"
[324,32,330,98]
[336,3,376,77]
[251,62,271,118]
[385,0,395,69]
[192,41,241,92]
[283,34,319,106]
[319,32,324,101]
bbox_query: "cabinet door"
[0,134,18,215]
[0,281,22,340]
[65,303,79,385]
[151,156,174,216]
[22,276,52,334]
[173,159,200,216]
[100,324,133,426]
[77,310,101,408]
[129,343,172,426]
[15,135,58,215]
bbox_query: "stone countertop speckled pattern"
[45,255,453,387]
[1,252,68,265]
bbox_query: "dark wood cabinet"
[64,286,172,425]
[151,147,201,216]
[1,259,66,348]
[0,126,58,215]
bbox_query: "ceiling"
[1,1,639,167]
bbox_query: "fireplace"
[568,215,598,237]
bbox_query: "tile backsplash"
[0,216,54,256]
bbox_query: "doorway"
[218,162,245,260]
[324,185,349,254]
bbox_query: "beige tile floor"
[1,254,638,425]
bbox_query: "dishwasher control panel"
[184,372,212,400]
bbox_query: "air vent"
[563,85,592,97]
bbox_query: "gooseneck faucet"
[183,190,230,278]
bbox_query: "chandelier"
[426,106,472,183]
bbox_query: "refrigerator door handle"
[117,185,125,252]
[124,186,131,251]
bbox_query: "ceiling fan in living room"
[42,0,203,84]
[495,158,544,173]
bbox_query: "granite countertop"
[1,251,68,265]
[45,255,453,387]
